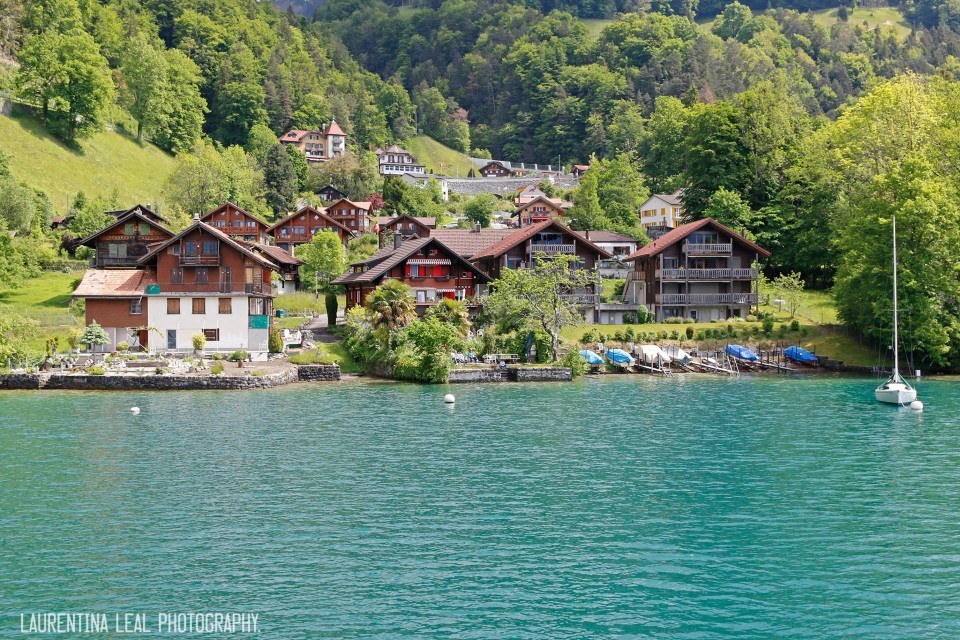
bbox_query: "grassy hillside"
[0,111,175,212]
[405,135,476,178]
[698,5,910,39]
[583,18,616,38]
[0,270,84,353]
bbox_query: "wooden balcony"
[655,293,758,305]
[659,268,757,280]
[530,243,575,254]
[179,254,220,266]
[684,242,732,255]
[561,293,600,305]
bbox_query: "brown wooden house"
[325,198,374,234]
[267,205,354,254]
[200,202,271,244]
[513,195,567,226]
[375,214,436,241]
[621,218,770,322]
[78,209,174,268]
[333,236,491,312]
[478,161,513,178]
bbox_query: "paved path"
[301,310,344,343]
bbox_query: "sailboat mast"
[892,215,900,377]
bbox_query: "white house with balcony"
[621,218,770,322]
[376,145,426,176]
[639,189,686,233]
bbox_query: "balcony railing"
[530,243,575,254]
[684,242,732,255]
[179,255,220,266]
[98,256,141,266]
[561,294,600,305]
[245,283,268,294]
[659,268,757,280]
[655,293,758,304]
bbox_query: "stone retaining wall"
[449,367,572,383]
[0,370,299,390]
[297,365,342,381]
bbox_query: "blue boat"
[606,348,635,366]
[578,349,604,365]
[784,345,818,363]
[725,344,759,362]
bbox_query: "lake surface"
[2,375,960,638]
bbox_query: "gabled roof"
[318,184,346,195]
[72,269,157,298]
[324,119,345,136]
[326,198,373,212]
[429,228,516,259]
[621,218,770,261]
[333,237,491,286]
[480,160,512,171]
[137,220,279,270]
[513,195,567,216]
[280,129,312,142]
[107,203,168,223]
[375,214,436,229]
[200,202,271,229]
[644,188,686,207]
[237,241,303,266]
[472,219,612,260]
[266,205,353,236]
[573,164,590,171]
[377,144,414,156]
[77,210,175,248]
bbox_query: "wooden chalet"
[325,198,375,234]
[478,160,513,178]
[267,205,354,254]
[333,236,491,312]
[239,241,304,295]
[513,195,567,226]
[200,202,271,244]
[375,214,436,241]
[572,164,590,178]
[317,184,347,202]
[72,269,158,352]
[77,209,174,268]
[621,218,770,322]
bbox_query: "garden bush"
[87,365,105,376]
[210,362,225,375]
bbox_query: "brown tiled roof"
[429,228,515,259]
[512,195,567,216]
[138,221,279,270]
[327,198,372,212]
[73,269,157,298]
[106,204,168,223]
[622,217,770,261]
[281,129,309,141]
[237,241,303,266]
[375,214,436,229]
[265,206,352,237]
[333,237,491,285]
[573,164,590,171]
[200,202,271,229]
[472,219,612,260]
[77,210,175,247]
[324,120,345,136]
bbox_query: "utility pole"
[314,270,319,304]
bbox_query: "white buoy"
[443,394,455,404]
[910,400,924,412]
[130,407,140,414]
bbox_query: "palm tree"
[426,298,470,336]
[365,280,416,332]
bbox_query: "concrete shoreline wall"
[449,367,572,383]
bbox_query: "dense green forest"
[2,0,960,368]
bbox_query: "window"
[219,298,232,314]
[202,241,218,255]
[192,298,205,314]
[280,227,289,236]
[170,267,183,284]
[247,220,257,228]
[108,243,127,258]
[455,288,466,301]
[129,299,142,315]
[249,297,266,315]
[171,245,181,255]
[407,264,420,277]
[462,271,471,278]
[167,298,180,314]
[202,329,219,341]
[216,220,226,228]
[294,226,305,235]
[124,223,135,235]
[195,267,208,284]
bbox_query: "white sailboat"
[875,215,919,407]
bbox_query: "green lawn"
[289,342,361,373]
[405,135,476,178]
[810,6,910,39]
[0,111,175,212]
[0,270,84,353]
[583,18,616,38]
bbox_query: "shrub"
[686,326,694,339]
[87,365,105,376]
[657,330,668,340]
[211,352,223,360]
[746,315,758,322]
[790,319,801,332]
[269,329,283,353]
[559,350,588,378]
[613,329,626,343]
[192,333,206,351]
[636,306,654,324]
[695,330,706,341]
[229,350,249,362]
[800,327,810,338]
[762,317,774,334]
[622,311,637,324]
[777,324,788,339]
[670,330,680,341]
[726,324,734,336]
[210,361,225,375]
[581,327,598,345]
[624,327,636,342]
[117,341,129,353]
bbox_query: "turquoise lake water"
[2,375,960,638]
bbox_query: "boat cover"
[578,349,604,365]
[663,345,692,364]
[725,344,759,361]
[605,348,635,365]
[638,345,672,365]
[784,345,818,363]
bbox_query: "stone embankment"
[449,367,572,383]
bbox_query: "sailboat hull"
[875,383,917,405]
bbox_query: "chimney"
[394,234,402,249]
[585,230,590,240]
[473,222,481,233]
